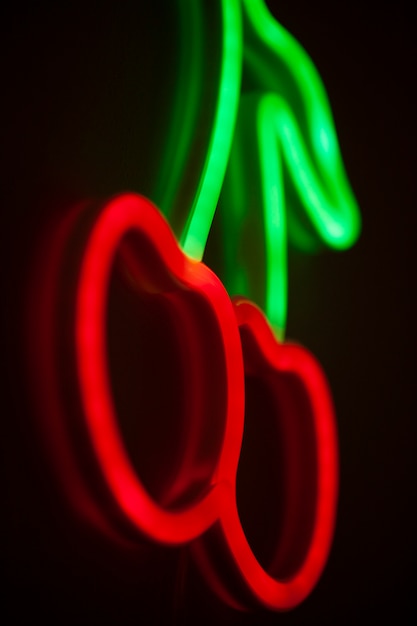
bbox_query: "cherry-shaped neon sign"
[74,193,338,610]
[30,0,360,613]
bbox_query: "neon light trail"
[30,0,360,614]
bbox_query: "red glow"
[24,193,338,609]
[72,194,338,610]
[26,203,130,544]
[75,194,245,543]
[223,299,338,609]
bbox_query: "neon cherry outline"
[75,193,338,610]
[29,0,360,612]
[76,193,245,543]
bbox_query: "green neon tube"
[217,0,360,337]
[241,0,360,249]
[181,0,243,260]
[153,0,204,226]
[151,0,360,338]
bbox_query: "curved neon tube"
[75,194,338,610]
[76,194,245,542]
[218,0,361,336]
[152,0,360,337]
[36,0,360,612]
[152,0,243,258]
[241,0,360,249]
[181,0,243,260]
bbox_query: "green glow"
[217,0,360,336]
[181,0,243,260]
[258,95,287,340]
[151,0,360,337]
[151,0,205,237]
[153,0,204,224]
[241,0,361,250]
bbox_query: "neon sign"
[29,0,360,613]
[152,0,360,337]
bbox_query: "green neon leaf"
[217,0,361,337]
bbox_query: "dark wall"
[1,1,415,624]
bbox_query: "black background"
[1,1,415,624]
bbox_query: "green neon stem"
[258,95,288,339]
[242,0,360,249]
[151,0,360,338]
[181,0,243,260]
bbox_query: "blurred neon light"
[75,194,338,610]
[221,0,360,335]
[32,0,361,613]
[181,0,243,260]
[154,0,360,338]
[154,0,243,257]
